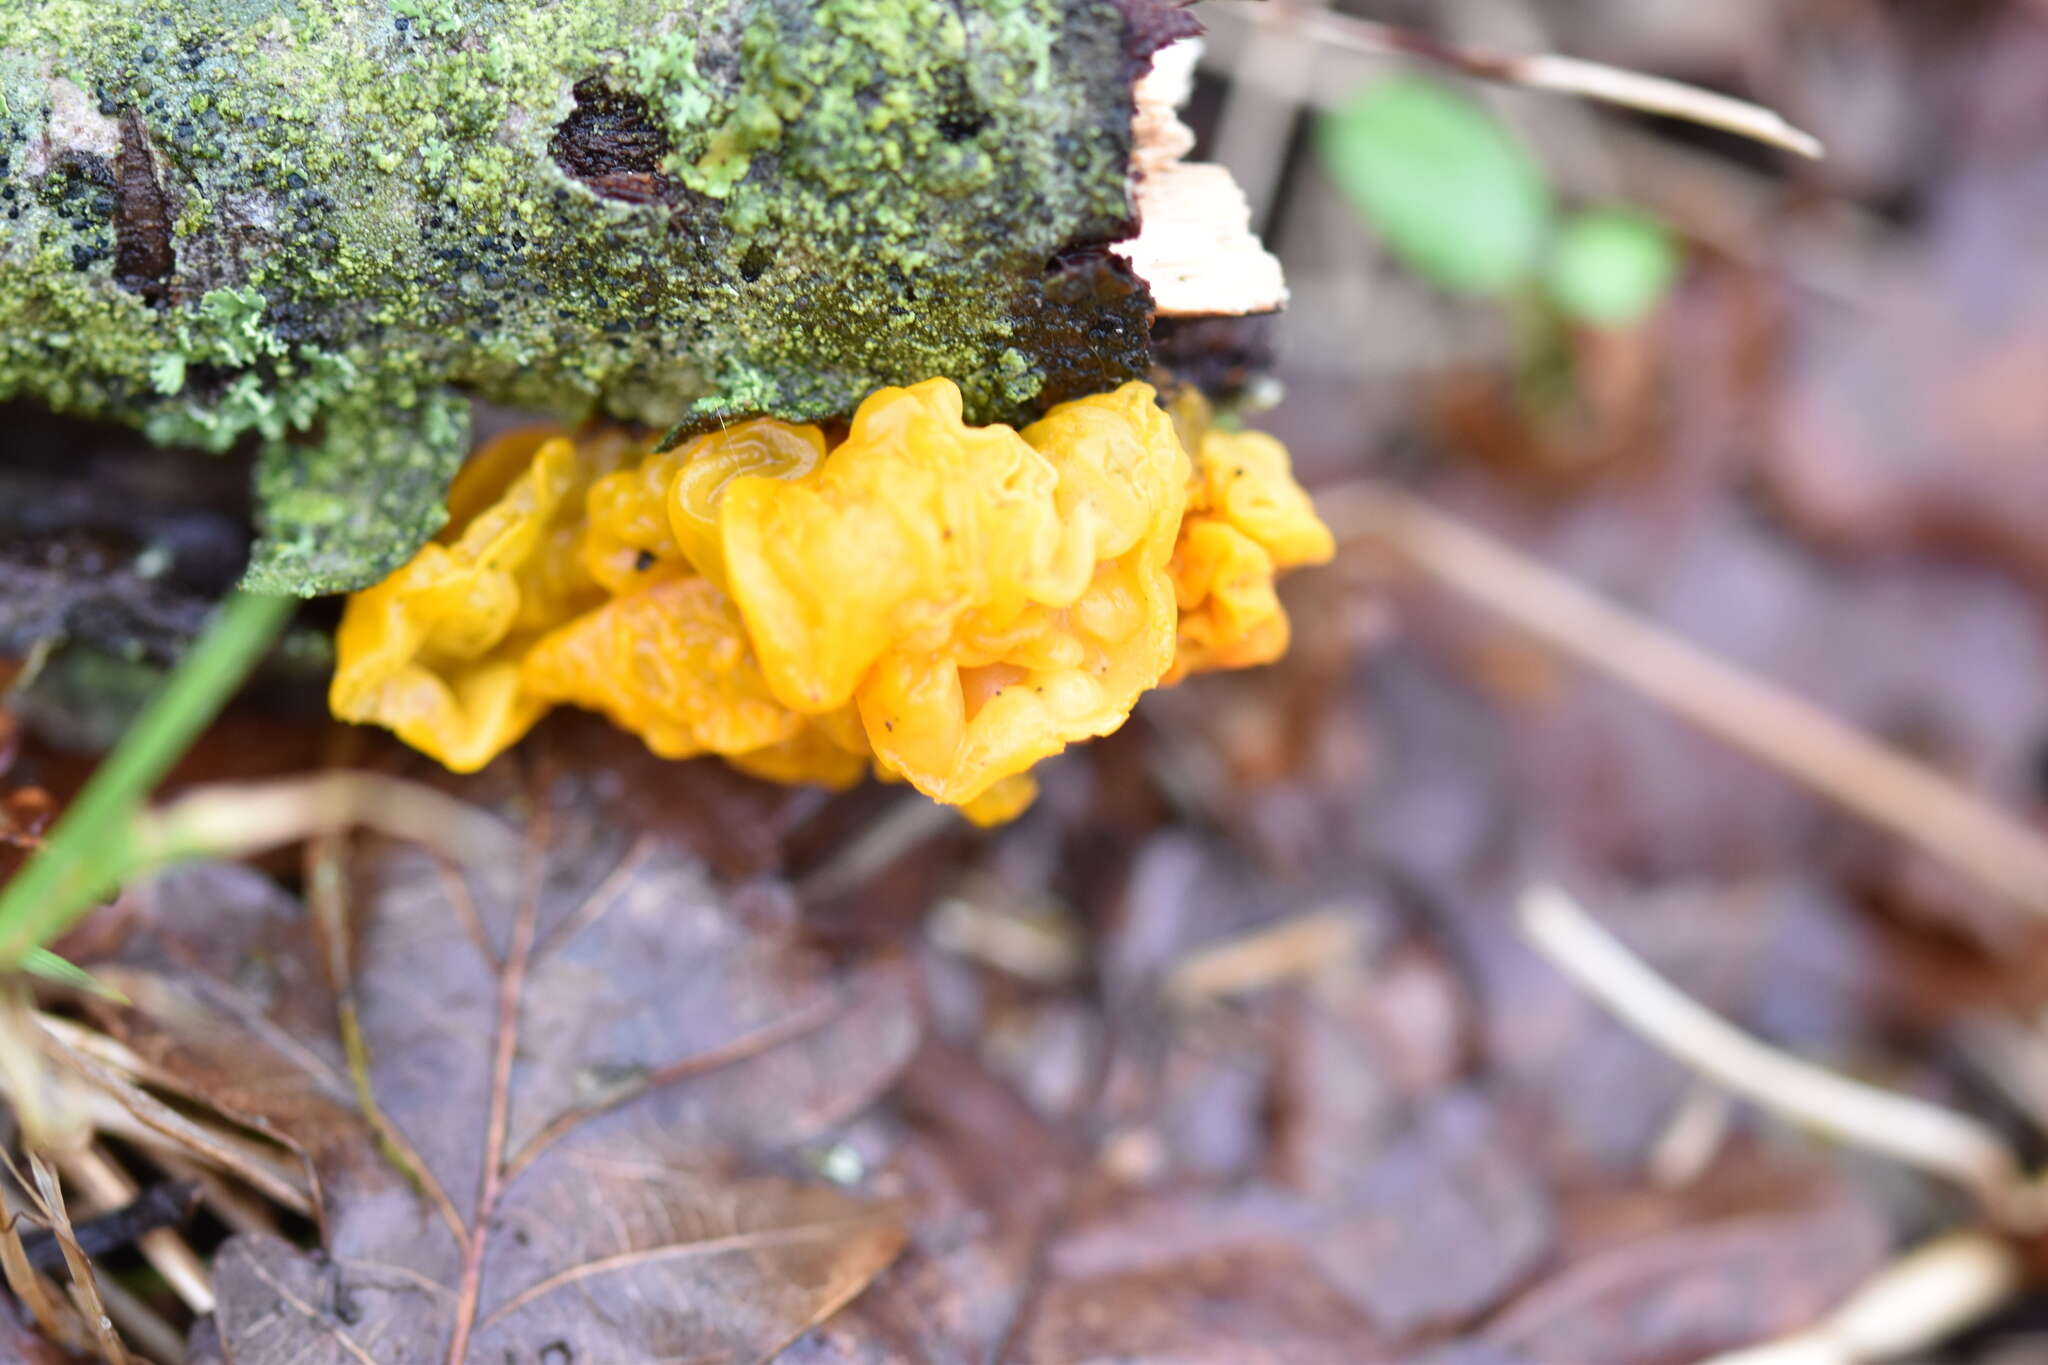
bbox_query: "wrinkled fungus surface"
[331,380,1332,821]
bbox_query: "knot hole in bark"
[551,78,674,205]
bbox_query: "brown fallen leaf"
[87,744,920,1364]
[0,1290,92,1365]
[1019,1235,1387,1365]
[1004,1090,1549,1361]
[1766,22,2048,606]
[785,1044,1071,1365]
[1482,1197,1888,1365]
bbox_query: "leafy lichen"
[0,0,1147,594]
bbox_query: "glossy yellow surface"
[1166,423,1336,683]
[330,380,1333,818]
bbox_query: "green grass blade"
[21,947,128,1003]
[0,591,294,965]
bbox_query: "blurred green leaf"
[1545,208,1680,326]
[1317,75,1552,295]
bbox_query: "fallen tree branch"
[0,1,1223,594]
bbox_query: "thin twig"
[31,1022,314,1217]
[129,771,518,875]
[1162,909,1367,1007]
[18,1182,197,1275]
[56,1149,212,1315]
[1647,1082,1734,1189]
[795,793,958,903]
[305,828,466,1247]
[0,1198,73,1345]
[1957,1016,2048,1140]
[926,889,1084,987]
[1700,1231,2020,1365]
[147,1154,279,1240]
[1287,8,1823,157]
[87,1274,185,1365]
[1323,481,2048,923]
[1518,885,2040,1229]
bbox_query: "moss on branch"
[0,0,1164,593]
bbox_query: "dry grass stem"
[1276,7,1822,157]
[1511,53,1823,158]
[1957,1017,2048,1140]
[1647,1082,1735,1189]
[1163,908,1367,1007]
[136,771,518,870]
[0,984,89,1153]
[0,1199,73,1345]
[796,793,958,902]
[86,1273,184,1365]
[1520,886,2038,1228]
[32,1023,314,1216]
[927,892,1084,986]
[27,1153,130,1364]
[1324,482,2048,922]
[1700,1231,2021,1365]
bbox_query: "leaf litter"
[11,3,2048,1363]
[83,728,918,1364]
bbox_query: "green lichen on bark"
[0,0,1152,594]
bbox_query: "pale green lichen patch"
[0,0,1146,594]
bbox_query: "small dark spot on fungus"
[633,549,656,572]
[113,109,174,306]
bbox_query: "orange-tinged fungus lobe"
[329,380,1333,819]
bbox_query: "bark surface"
[0,0,1179,592]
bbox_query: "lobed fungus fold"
[330,379,1332,822]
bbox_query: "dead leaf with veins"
[85,747,919,1364]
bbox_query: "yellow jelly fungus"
[1165,421,1336,684]
[329,380,1333,821]
[329,427,626,772]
